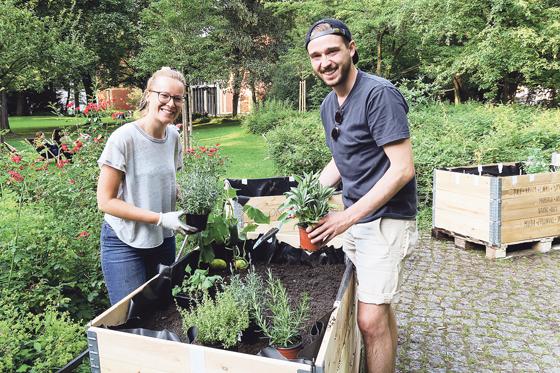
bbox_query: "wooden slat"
[434,170,491,197]
[93,327,311,373]
[501,202,560,221]
[501,214,560,243]
[433,208,490,242]
[317,270,359,373]
[434,189,490,216]
[500,171,560,189]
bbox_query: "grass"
[191,119,277,179]
[6,115,277,179]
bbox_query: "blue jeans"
[100,221,175,305]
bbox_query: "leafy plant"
[172,265,222,299]
[179,281,249,349]
[278,172,335,227]
[523,148,551,174]
[253,270,309,348]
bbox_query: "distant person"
[305,19,418,373]
[96,67,197,305]
[32,131,59,159]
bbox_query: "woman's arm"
[96,164,160,224]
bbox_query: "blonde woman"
[97,67,195,305]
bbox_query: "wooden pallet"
[432,227,560,259]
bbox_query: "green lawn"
[8,115,101,135]
[192,119,277,179]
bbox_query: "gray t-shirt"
[320,70,417,223]
[98,121,183,248]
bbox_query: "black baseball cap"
[305,18,359,64]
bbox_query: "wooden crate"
[87,261,360,372]
[432,163,560,258]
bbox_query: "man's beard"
[317,58,352,88]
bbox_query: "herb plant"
[278,172,335,227]
[253,270,309,348]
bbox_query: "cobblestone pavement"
[394,234,560,372]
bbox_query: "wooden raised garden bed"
[432,162,560,258]
[87,258,359,372]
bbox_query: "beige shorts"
[343,218,418,304]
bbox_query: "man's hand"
[307,211,353,245]
[157,210,198,235]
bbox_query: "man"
[305,19,418,373]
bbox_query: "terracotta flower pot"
[185,213,209,231]
[275,338,303,360]
[298,225,321,251]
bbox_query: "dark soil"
[143,262,346,355]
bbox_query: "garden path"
[395,234,560,372]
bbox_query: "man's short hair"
[305,18,359,64]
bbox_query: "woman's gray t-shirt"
[98,121,183,248]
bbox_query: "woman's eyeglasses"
[331,109,343,140]
[150,90,186,105]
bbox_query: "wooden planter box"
[87,261,360,373]
[432,163,560,258]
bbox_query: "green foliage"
[253,270,309,348]
[243,99,295,135]
[179,282,250,349]
[410,103,560,209]
[178,145,226,215]
[279,172,335,227]
[265,111,331,175]
[523,148,551,174]
[172,265,222,299]
[0,291,86,372]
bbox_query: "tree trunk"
[16,92,25,116]
[0,92,10,142]
[74,82,81,107]
[376,31,384,76]
[82,75,94,100]
[231,70,242,118]
[251,79,258,108]
[452,74,463,105]
[64,86,71,111]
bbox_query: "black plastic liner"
[227,177,298,206]
[442,162,528,177]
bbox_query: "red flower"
[11,154,22,163]
[56,159,70,169]
[215,143,220,147]
[69,179,76,185]
[8,170,24,182]
[67,102,74,108]
[61,144,69,152]
[77,231,90,238]
[93,135,102,143]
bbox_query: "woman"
[97,67,195,305]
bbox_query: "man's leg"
[358,302,396,373]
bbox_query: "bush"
[243,99,296,135]
[0,291,87,372]
[265,111,331,175]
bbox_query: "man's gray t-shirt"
[320,70,417,223]
[98,122,183,248]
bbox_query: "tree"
[0,1,94,138]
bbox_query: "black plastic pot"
[241,319,265,344]
[185,213,209,231]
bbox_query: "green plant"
[179,282,249,349]
[172,265,222,298]
[243,99,295,135]
[523,148,550,174]
[278,172,335,227]
[177,145,227,215]
[265,112,331,175]
[228,270,265,320]
[253,270,309,348]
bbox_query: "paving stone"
[394,235,560,371]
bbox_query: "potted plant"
[253,270,309,360]
[178,280,249,350]
[278,172,335,251]
[177,145,226,230]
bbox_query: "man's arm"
[308,138,415,244]
[319,157,342,188]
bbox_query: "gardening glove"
[157,210,198,235]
